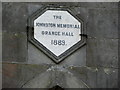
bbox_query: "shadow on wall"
[49,85,64,90]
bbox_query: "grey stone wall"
[2,2,118,88]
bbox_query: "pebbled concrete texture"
[2,2,118,88]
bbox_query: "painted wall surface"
[2,2,118,88]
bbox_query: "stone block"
[86,38,118,68]
[2,32,27,62]
[27,3,43,15]
[2,63,51,88]
[96,67,118,88]
[28,42,55,64]
[2,2,28,33]
[67,66,97,88]
[87,8,118,39]
[60,46,86,67]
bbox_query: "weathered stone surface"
[0,1,2,63]
[0,63,2,89]
[87,8,118,39]
[28,42,55,64]
[2,2,28,32]
[2,32,27,62]
[0,42,1,62]
[86,67,97,88]
[0,1,2,30]
[77,2,118,9]
[60,46,86,67]
[0,2,2,89]
[26,2,118,9]
[22,71,55,88]
[50,66,88,88]
[73,7,89,24]
[96,67,118,88]
[2,63,51,88]
[27,3,43,15]
[67,66,118,88]
[86,38,118,68]
[67,66,96,88]
[55,67,67,88]
[2,2,118,88]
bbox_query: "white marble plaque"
[34,10,81,56]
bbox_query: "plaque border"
[28,5,86,64]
